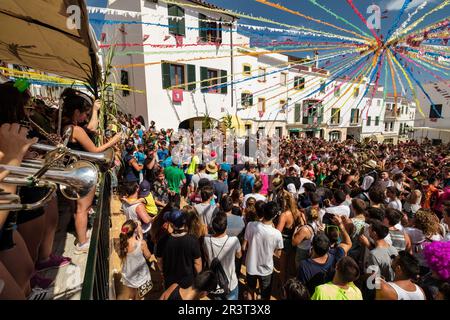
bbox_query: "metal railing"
[80,173,111,300]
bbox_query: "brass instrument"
[0,160,98,211]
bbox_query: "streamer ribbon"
[345,0,382,45]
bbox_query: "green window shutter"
[249,94,253,106]
[187,64,196,91]
[294,103,301,122]
[220,70,228,94]
[199,13,207,41]
[200,67,208,93]
[168,5,177,35]
[168,5,185,36]
[161,63,171,89]
[176,6,185,36]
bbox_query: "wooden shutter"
[198,13,207,41]
[220,70,228,94]
[187,64,196,91]
[200,67,208,92]
[295,103,301,122]
[168,5,185,36]
[161,63,171,89]
[177,6,185,36]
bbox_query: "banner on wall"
[172,89,184,103]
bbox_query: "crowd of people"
[0,80,449,301]
[115,114,450,301]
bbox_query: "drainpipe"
[230,17,240,134]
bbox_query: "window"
[353,87,359,98]
[243,64,251,76]
[334,86,340,97]
[385,122,389,131]
[198,13,222,43]
[258,67,267,82]
[168,5,185,36]
[170,64,185,88]
[429,104,443,119]
[399,123,403,135]
[377,99,381,106]
[375,116,380,126]
[294,76,305,90]
[258,127,265,135]
[258,98,266,114]
[302,100,323,125]
[121,70,129,97]
[162,63,196,90]
[390,122,394,131]
[241,92,253,107]
[279,99,286,113]
[366,116,371,126]
[320,81,325,94]
[276,127,283,137]
[245,124,252,133]
[294,103,301,123]
[350,109,359,124]
[280,72,288,86]
[204,69,218,93]
[330,108,340,125]
[200,67,227,94]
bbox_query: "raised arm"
[73,125,121,153]
[332,215,352,254]
[86,100,101,132]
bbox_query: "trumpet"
[0,160,99,211]
[29,144,115,172]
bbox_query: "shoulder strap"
[210,236,229,260]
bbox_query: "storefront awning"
[0,0,100,82]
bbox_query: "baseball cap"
[163,209,186,229]
[138,180,151,198]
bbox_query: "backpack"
[208,236,230,297]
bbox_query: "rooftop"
[187,0,239,18]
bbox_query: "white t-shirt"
[325,204,351,218]
[244,221,283,276]
[388,199,402,211]
[299,178,315,194]
[203,235,241,291]
[243,193,267,208]
[190,172,212,190]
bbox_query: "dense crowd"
[0,81,449,301]
[116,114,450,301]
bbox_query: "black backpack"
[208,236,230,297]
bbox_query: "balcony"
[302,116,323,125]
[385,109,400,119]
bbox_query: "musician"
[59,88,122,254]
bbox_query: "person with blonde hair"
[405,209,444,273]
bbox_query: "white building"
[414,81,450,144]
[103,0,238,129]
[359,88,385,142]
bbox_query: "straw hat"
[272,176,284,190]
[363,160,378,170]
[206,161,218,174]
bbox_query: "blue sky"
[88,0,448,38]
[87,0,449,93]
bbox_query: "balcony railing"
[81,173,111,300]
[385,110,400,118]
[302,116,323,125]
